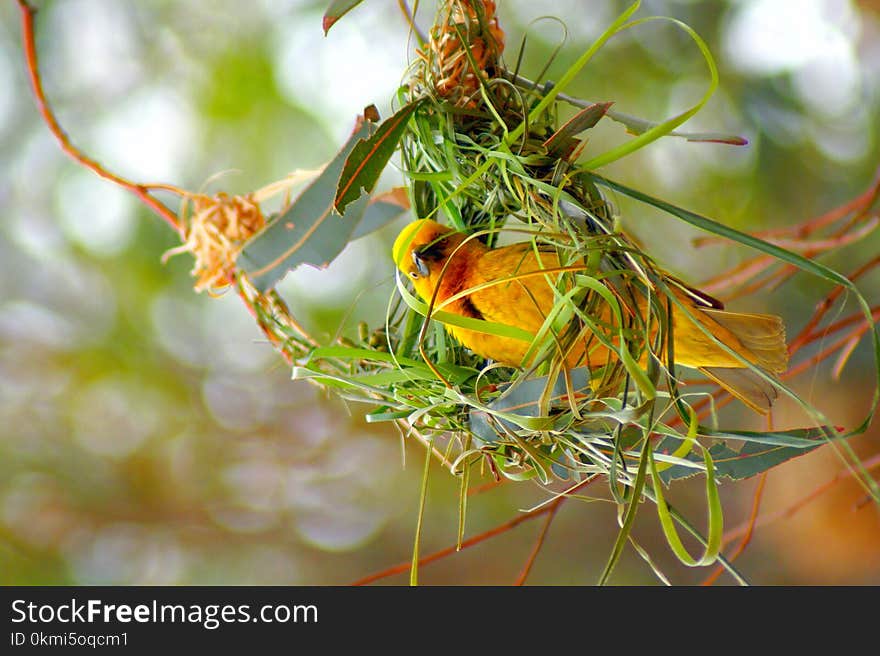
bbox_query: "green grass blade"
[597,433,651,585]
[411,436,434,587]
[396,273,536,343]
[509,1,642,145]
[650,445,722,567]
[578,16,719,170]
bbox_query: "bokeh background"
[1,0,879,585]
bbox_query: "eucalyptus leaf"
[543,101,613,159]
[655,428,835,484]
[323,0,365,34]
[238,116,377,292]
[351,187,410,240]
[335,99,423,214]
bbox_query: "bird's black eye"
[411,250,429,277]
[409,270,419,279]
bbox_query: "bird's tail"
[696,309,788,414]
[698,366,778,414]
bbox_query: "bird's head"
[392,219,463,299]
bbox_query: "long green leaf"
[351,187,411,240]
[578,15,720,170]
[411,436,434,586]
[238,116,377,292]
[650,446,723,567]
[590,174,857,287]
[336,100,423,214]
[597,435,651,585]
[323,0,365,34]
[508,1,642,145]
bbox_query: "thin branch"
[514,499,560,585]
[801,306,880,349]
[351,500,558,585]
[352,476,598,585]
[699,255,776,296]
[468,477,506,496]
[695,168,880,246]
[697,171,880,302]
[397,0,427,46]
[789,256,880,353]
[17,0,183,234]
[784,325,877,380]
[720,453,880,547]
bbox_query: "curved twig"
[514,499,560,585]
[352,476,597,585]
[17,0,183,234]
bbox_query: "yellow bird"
[393,219,788,413]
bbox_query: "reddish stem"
[802,306,880,348]
[695,169,880,247]
[514,500,560,585]
[698,172,880,304]
[784,325,876,380]
[700,255,775,296]
[789,256,880,353]
[468,478,506,496]
[17,0,183,235]
[720,453,880,546]
[351,502,556,585]
[352,476,598,585]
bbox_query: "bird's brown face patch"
[414,234,449,262]
[408,233,454,281]
[410,249,429,277]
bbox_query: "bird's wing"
[698,366,778,414]
[463,246,565,335]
